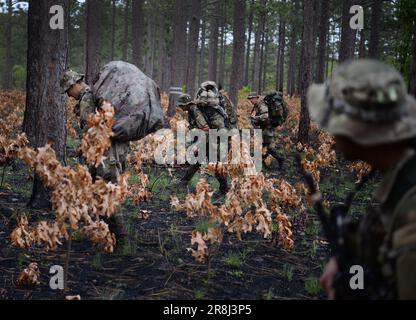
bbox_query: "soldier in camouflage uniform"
[177,94,229,194]
[61,70,129,240]
[248,92,286,168]
[61,70,130,184]
[219,90,238,129]
[308,59,416,299]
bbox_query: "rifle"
[295,154,373,299]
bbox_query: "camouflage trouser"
[90,141,130,183]
[262,127,285,164]
[89,141,130,241]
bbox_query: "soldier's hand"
[320,257,338,300]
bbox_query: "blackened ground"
[0,148,377,300]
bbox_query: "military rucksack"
[196,81,221,108]
[93,61,165,142]
[264,92,289,127]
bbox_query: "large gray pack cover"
[94,61,165,142]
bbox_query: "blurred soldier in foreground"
[248,91,288,168]
[177,91,229,195]
[308,59,416,299]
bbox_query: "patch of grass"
[121,240,137,256]
[281,264,294,282]
[224,251,243,269]
[304,277,321,296]
[72,230,86,241]
[227,270,244,277]
[92,252,103,271]
[195,288,206,300]
[195,218,220,234]
[263,288,275,300]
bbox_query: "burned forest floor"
[0,142,378,300]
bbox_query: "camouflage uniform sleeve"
[253,101,270,127]
[190,105,210,131]
[79,92,97,132]
[390,195,416,299]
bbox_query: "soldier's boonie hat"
[248,92,260,99]
[60,69,85,94]
[177,94,194,107]
[307,59,416,146]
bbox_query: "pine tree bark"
[287,0,301,97]
[410,21,416,98]
[122,0,130,62]
[368,0,382,59]
[252,0,267,93]
[23,0,69,209]
[276,18,286,92]
[208,0,220,82]
[186,0,201,95]
[358,28,366,58]
[244,0,254,86]
[169,0,187,116]
[199,16,207,86]
[132,0,145,68]
[298,0,314,144]
[85,0,101,84]
[110,0,116,61]
[229,0,246,105]
[3,0,13,89]
[315,0,330,84]
[218,3,227,87]
[339,0,356,62]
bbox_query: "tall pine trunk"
[368,0,382,59]
[315,0,330,83]
[85,0,101,84]
[23,0,69,209]
[218,3,227,87]
[252,0,266,93]
[298,0,314,144]
[208,0,220,82]
[110,0,116,61]
[244,0,254,86]
[276,18,286,92]
[410,21,416,98]
[122,0,130,62]
[132,0,145,69]
[3,0,13,89]
[186,0,201,95]
[229,0,246,106]
[169,0,187,116]
[199,16,207,86]
[339,0,356,62]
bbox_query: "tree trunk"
[23,0,69,209]
[199,16,207,86]
[168,0,187,117]
[339,0,356,63]
[218,3,227,87]
[315,0,330,84]
[259,31,265,93]
[368,0,383,59]
[122,0,130,62]
[358,28,366,58]
[410,21,416,98]
[298,0,314,144]
[157,14,167,92]
[85,0,101,84]
[3,0,13,89]
[229,0,246,106]
[208,0,220,82]
[276,18,286,92]
[252,0,267,94]
[244,0,254,86]
[262,32,269,92]
[110,0,116,61]
[287,0,300,97]
[132,0,145,68]
[186,0,201,95]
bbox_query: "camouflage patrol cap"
[177,94,194,107]
[60,69,85,94]
[307,59,416,146]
